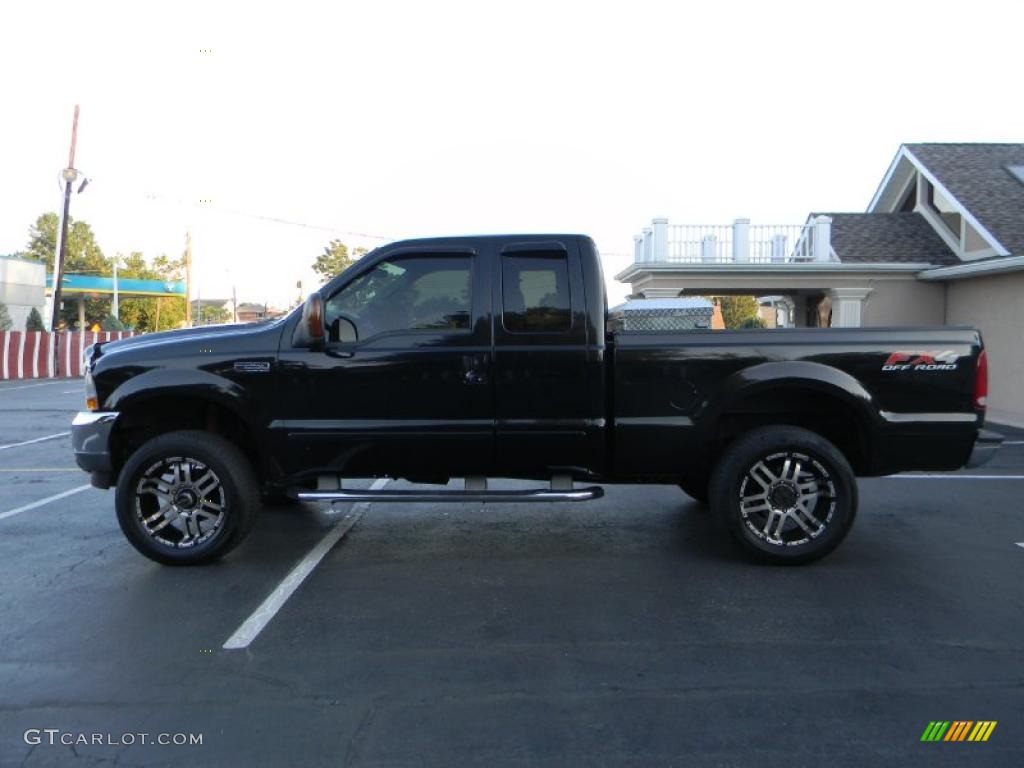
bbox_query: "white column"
[732,218,750,263]
[642,227,653,262]
[829,287,871,327]
[813,215,833,262]
[652,217,668,262]
[633,234,644,264]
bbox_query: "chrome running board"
[293,485,603,504]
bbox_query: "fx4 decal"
[882,350,960,371]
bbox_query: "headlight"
[84,369,98,411]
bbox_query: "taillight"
[974,349,988,412]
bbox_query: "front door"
[276,248,494,481]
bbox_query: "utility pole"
[184,232,193,326]
[232,284,238,323]
[50,105,80,331]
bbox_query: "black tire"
[709,426,857,565]
[678,475,710,505]
[115,430,260,565]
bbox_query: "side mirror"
[292,293,325,348]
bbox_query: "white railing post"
[634,234,644,263]
[771,234,787,262]
[642,227,653,262]
[701,234,717,263]
[732,218,750,263]
[813,215,833,262]
[651,217,668,262]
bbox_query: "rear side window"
[501,250,571,333]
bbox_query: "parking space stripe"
[0,432,71,451]
[223,478,388,650]
[887,474,1024,480]
[0,484,92,521]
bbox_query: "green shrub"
[25,307,46,331]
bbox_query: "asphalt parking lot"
[1,378,1023,767]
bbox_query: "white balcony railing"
[633,217,837,265]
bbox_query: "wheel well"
[112,395,265,481]
[713,387,871,474]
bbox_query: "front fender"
[105,367,261,433]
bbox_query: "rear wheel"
[709,426,857,565]
[115,430,260,565]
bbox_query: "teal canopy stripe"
[46,273,186,297]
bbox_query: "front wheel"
[115,430,260,565]
[709,426,857,565]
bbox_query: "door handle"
[462,354,488,385]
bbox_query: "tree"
[25,307,45,331]
[719,296,761,329]
[26,212,112,328]
[0,301,11,331]
[739,315,766,329]
[116,251,188,332]
[198,305,231,325]
[312,240,367,282]
[101,315,125,331]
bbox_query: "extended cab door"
[492,239,603,478]
[276,247,494,480]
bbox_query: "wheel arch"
[106,370,272,483]
[702,361,879,474]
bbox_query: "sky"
[1,0,1020,308]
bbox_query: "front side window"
[325,255,471,341]
[501,251,571,333]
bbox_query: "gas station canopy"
[46,274,186,298]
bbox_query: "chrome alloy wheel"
[134,456,227,548]
[738,451,836,547]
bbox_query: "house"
[616,143,1024,426]
[0,255,46,329]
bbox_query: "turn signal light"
[86,397,98,411]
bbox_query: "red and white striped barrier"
[0,331,135,381]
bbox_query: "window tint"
[325,255,471,341]
[502,251,571,333]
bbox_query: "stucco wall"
[862,279,945,326]
[946,272,1024,427]
[0,257,46,330]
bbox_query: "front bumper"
[966,428,1003,468]
[71,412,119,485]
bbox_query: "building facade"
[617,143,1024,425]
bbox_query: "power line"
[138,191,392,241]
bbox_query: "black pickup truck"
[72,234,1001,566]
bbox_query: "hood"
[91,319,286,369]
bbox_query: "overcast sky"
[1,0,1020,307]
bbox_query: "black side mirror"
[292,293,325,348]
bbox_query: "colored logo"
[920,721,996,742]
[882,350,960,371]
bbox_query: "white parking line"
[0,484,92,521]
[223,478,388,650]
[0,381,65,391]
[1017,543,1024,549]
[887,474,1024,480]
[0,432,71,451]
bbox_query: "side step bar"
[293,485,604,504]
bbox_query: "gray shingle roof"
[905,143,1024,255]
[810,212,959,266]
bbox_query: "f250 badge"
[882,351,960,371]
